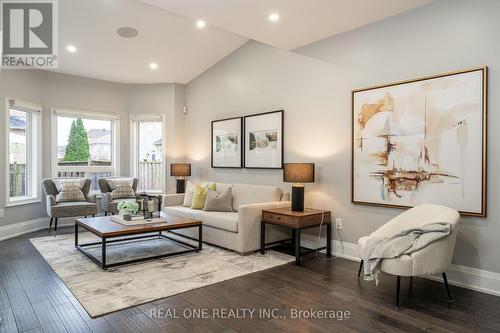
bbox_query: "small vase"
[119,209,133,217]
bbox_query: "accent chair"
[98,177,139,215]
[357,204,460,308]
[42,178,97,233]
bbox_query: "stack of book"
[110,215,166,226]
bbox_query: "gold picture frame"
[351,67,487,217]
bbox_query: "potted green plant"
[117,200,140,217]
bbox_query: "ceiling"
[142,0,433,50]
[56,0,433,84]
[57,0,248,84]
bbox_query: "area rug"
[30,232,293,317]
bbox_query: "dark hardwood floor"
[1,227,500,333]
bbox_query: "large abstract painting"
[352,67,487,216]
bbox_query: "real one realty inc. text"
[149,307,352,321]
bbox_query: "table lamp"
[170,163,191,194]
[283,163,315,212]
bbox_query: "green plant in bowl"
[117,200,140,215]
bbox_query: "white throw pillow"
[182,181,196,207]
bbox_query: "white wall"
[0,70,185,227]
[184,0,500,274]
[125,83,186,192]
[0,70,45,225]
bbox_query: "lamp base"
[176,178,186,194]
[291,185,305,212]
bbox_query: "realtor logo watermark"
[1,0,58,68]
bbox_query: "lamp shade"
[170,163,191,177]
[283,163,315,183]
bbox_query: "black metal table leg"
[75,223,78,247]
[260,221,266,255]
[102,238,107,269]
[198,225,203,251]
[326,222,332,257]
[295,228,301,266]
[396,275,401,308]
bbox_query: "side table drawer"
[262,211,295,225]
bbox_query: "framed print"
[211,117,243,168]
[352,67,487,217]
[244,110,284,169]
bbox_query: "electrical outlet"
[0,208,4,218]
[335,217,342,230]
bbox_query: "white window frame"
[51,108,120,182]
[5,98,42,207]
[130,114,166,193]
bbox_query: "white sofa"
[162,182,291,254]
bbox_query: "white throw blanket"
[363,223,452,285]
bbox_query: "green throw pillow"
[191,183,216,209]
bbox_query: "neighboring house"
[90,133,111,161]
[149,138,163,161]
[57,128,111,162]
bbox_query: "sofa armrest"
[86,193,97,203]
[46,195,56,207]
[100,192,112,211]
[46,195,56,217]
[237,201,291,253]
[162,194,185,208]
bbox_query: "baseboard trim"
[301,234,500,298]
[0,217,75,241]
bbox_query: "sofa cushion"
[203,188,233,212]
[165,206,198,219]
[213,182,233,194]
[197,210,238,233]
[165,206,238,233]
[182,181,196,207]
[232,184,282,211]
[51,201,97,218]
[54,179,86,203]
[191,183,216,209]
[107,178,136,199]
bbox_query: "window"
[6,99,41,206]
[53,109,120,191]
[130,115,164,192]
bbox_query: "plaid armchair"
[98,177,139,215]
[42,178,97,233]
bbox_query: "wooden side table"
[260,208,332,266]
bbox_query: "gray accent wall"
[184,0,500,273]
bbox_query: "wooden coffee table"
[75,213,202,269]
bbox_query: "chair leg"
[357,260,364,278]
[54,218,58,232]
[442,273,453,302]
[49,218,53,233]
[396,276,401,309]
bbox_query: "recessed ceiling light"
[269,13,280,22]
[117,26,139,38]
[196,20,206,29]
[66,45,77,53]
[149,62,158,70]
